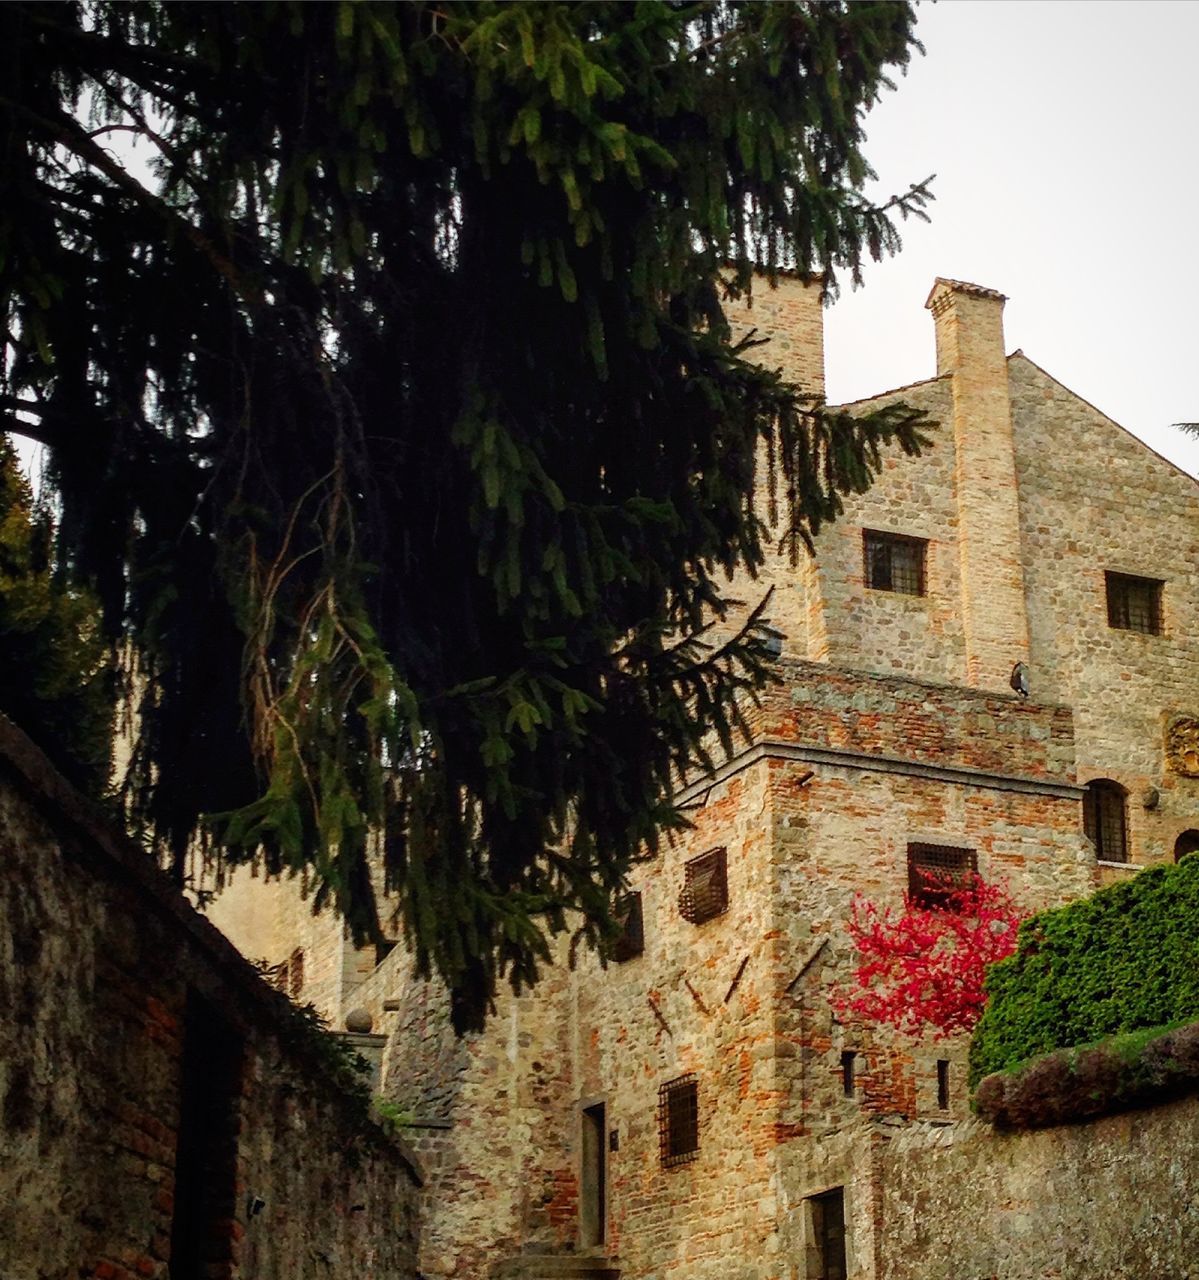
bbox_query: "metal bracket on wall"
[785,937,829,995]
[683,977,710,1015]
[647,993,673,1036]
[724,954,751,1003]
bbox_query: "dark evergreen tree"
[1,1,932,1029]
[0,444,112,793]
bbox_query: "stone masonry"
[0,716,421,1280]
[208,275,1199,1278]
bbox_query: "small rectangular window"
[806,1188,848,1280]
[679,848,728,925]
[840,1051,856,1098]
[1106,572,1163,634]
[937,1060,950,1110]
[287,947,304,998]
[609,892,644,962]
[658,1075,699,1168]
[907,843,978,909]
[864,530,926,596]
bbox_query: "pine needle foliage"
[2,1,933,1030]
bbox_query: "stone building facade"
[207,276,1199,1278]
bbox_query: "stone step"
[492,1252,620,1279]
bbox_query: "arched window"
[1083,780,1128,863]
[1175,831,1199,863]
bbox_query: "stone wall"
[1009,352,1199,873]
[348,941,580,1279]
[747,658,1076,782]
[194,272,1199,1279]
[341,660,1095,1280]
[0,717,421,1280]
[876,1100,1199,1279]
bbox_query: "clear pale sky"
[823,0,1199,478]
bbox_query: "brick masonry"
[0,718,421,1280]
[207,275,1199,1278]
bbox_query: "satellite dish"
[1010,661,1030,699]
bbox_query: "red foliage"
[831,875,1023,1038]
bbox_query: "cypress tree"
[1,1,933,1029]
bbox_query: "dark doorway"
[808,1187,847,1280]
[170,992,244,1280]
[580,1102,606,1248]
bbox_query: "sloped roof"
[924,277,1008,308]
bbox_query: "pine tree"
[2,1,933,1029]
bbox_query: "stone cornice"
[676,738,1083,808]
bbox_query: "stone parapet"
[741,658,1076,784]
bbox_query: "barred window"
[679,848,728,925]
[907,844,978,909]
[1106,572,1163,635]
[864,530,926,596]
[287,947,305,998]
[609,892,644,962]
[658,1075,699,1167]
[1083,780,1128,863]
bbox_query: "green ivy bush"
[970,855,1199,1085]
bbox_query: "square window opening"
[1106,572,1163,635]
[864,530,927,596]
[907,844,978,909]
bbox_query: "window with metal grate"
[1083,780,1128,863]
[658,1075,699,1167]
[287,947,305,998]
[907,844,978,908]
[678,847,728,925]
[864,530,927,596]
[609,892,644,962]
[1105,572,1163,635]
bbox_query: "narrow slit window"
[1105,572,1163,635]
[936,1060,950,1110]
[841,1051,856,1098]
[907,844,978,909]
[864,530,927,596]
[658,1075,699,1168]
[679,848,728,925]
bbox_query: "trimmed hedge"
[969,855,1199,1085]
[973,1020,1199,1130]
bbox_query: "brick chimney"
[729,272,825,399]
[925,278,1030,692]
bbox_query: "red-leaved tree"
[831,876,1024,1038]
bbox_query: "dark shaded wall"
[0,718,420,1280]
